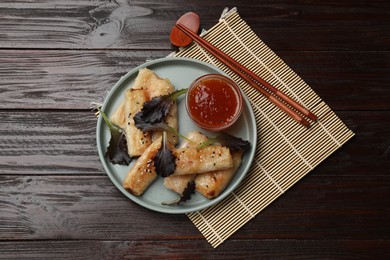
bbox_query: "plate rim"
[96,57,257,214]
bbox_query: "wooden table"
[1,1,389,258]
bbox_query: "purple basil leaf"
[105,131,132,165]
[198,132,251,152]
[153,132,176,177]
[134,88,187,125]
[179,181,196,203]
[99,108,132,165]
[161,181,196,206]
[134,96,173,124]
[217,132,251,151]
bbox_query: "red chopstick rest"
[170,12,200,47]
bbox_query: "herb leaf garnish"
[99,108,132,165]
[134,88,187,124]
[134,121,174,134]
[153,131,176,177]
[161,181,196,206]
[198,132,251,151]
[133,88,191,143]
[134,121,191,142]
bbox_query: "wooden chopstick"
[175,23,317,127]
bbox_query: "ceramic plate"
[96,57,257,214]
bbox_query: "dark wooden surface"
[0,1,389,259]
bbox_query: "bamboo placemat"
[174,8,354,248]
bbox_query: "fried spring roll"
[132,68,174,100]
[123,137,162,196]
[110,68,178,145]
[164,131,208,194]
[195,151,243,199]
[110,100,126,129]
[124,89,151,157]
[173,146,233,176]
[133,68,178,145]
[164,102,178,145]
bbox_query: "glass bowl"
[186,74,243,131]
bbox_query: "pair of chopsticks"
[175,23,318,127]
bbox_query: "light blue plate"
[96,57,257,214]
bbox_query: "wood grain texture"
[0,239,388,259]
[313,111,390,177]
[0,50,388,110]
[0,50,170,110]
[278,51,390,111]
[0,111,102,175]
[0,1,388,51]
[0,175,194,240]
[0,175,388,241]
[0,111,388,176]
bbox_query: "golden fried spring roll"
[164,102,178,145]
[163,131,208,194]
[173,146,233,176]
[124,89,151,157]
[110,101,126,129]
[123,137,162,196]
[195,151,243,199]
[132,68,174,100]
[133,69,178,145]
[110,68,178,145]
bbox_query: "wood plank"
[0,1,388,51]
[0,50,170,110]
[278,51,390,111]
[0,111,388,176]
[0,175,388,240]
[0,239,388,259]
[312,111,390,177]
[0,111,102,175]
[236,174,390,240]
[0,50,388,110]
[0,175,195,241]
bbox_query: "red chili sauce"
[187,76,241,130]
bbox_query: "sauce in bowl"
[186,74,243,131]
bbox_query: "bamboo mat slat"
[174,9,354,248]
